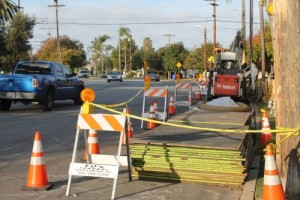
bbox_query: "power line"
[36,20,260,26]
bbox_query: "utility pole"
[212,0,217,60]
[206,0,218,59]
[163,34,175,47]
[101,44,104,76]
[259,0,266,82]
[204,28,207,71]
[119,39,121,72]
[123,47,127,76]
[129,35,132,74]
[241,0,246,64]
[17,0,23,11]
[249,0,253,63]
[273,0,300,196]
[49,0,65,63]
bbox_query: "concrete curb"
[240,155,261,200]
[240,100,263,200]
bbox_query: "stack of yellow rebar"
[130,143,249,186]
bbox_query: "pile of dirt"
[198,97,249,112]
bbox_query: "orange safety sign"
[77,114,125,131]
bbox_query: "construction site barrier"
[66,112,131,200]
[196,78,209,96]
[141,87,168,129]
[174,82,192,109]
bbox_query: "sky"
[21,0,263,58]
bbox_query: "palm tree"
[143,37,153,51]
[91,34,110,76]
[118,27,131,72]
[0,0,18,28]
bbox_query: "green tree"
[5,12,35,69]
[245,22,273,72]
[103,44,114,73]
[185,42,217,72]
[36,35,86,71]
[118,27,131,72]
[111,27,134,73]
[140,37,163,73]
[0,0,18,27]
[158,42,188,74]
[131,48,143,71]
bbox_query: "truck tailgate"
[0,75,36,92]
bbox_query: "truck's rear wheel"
[41,91,54,111]
[0,99,12,111]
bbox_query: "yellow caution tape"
[89,102,300,137]
[96,88,143,108]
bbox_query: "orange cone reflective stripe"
[261,110,272,146]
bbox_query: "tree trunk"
[273,0,300,199]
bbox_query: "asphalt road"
[0,78,243,200]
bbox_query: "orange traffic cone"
[83,129,100,161]
[188,90,194,105]
[263,144,286,200]
[195,87,201,100]
[24,131,52,190]
[168,95,176,115]
[261,110,272,146]
[146,102,157,129]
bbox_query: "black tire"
[74,87,84,105]
[0,99,12,111]
[41,91,54,111]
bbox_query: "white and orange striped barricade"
[174,82,192,109]
[141,87,168,129]
[66,113,130,200]
[196,78,209,96]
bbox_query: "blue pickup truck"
[0,60,85,111]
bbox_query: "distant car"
[147,72,160,81]
[107,71,123,82]
[77,70,89,78]
[100,74,107,78]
